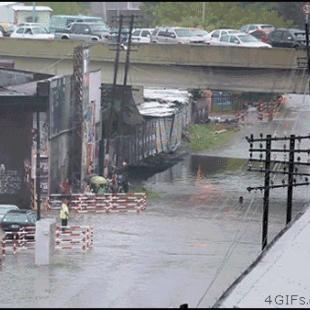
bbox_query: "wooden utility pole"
[247,133,310,250]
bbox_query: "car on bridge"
[190,28,210,44]
[55,22,110,42]
[217,32,272,48]
[207,29,240,45]
[267,28,306,48]
[10,24,54,40]
[151,27,206,44]
[130,28,154,43]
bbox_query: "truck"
[54,21,110,42]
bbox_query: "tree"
[140,2,294,30]
[37,2,90,15]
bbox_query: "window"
[283,31,293,40]
[229,35,240,44]
[220,35,229,42]
[248,25,257,31]
[271,30,283,41]
[81,25,90,34]
[175,28,193,37]
[32,27,48,34]
[25,28,32,34]
[158,30,167,37]
[212,30,220,38]
[132,30,140,36]
[16,27,24,34]
[141,30,150,37]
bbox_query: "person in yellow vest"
[60,198,70,229]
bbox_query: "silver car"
[152,27,205,44]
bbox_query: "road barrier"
[1,225,93,256]
[55,225,93,251]
[1,226,36,256]
[49,193,147,213]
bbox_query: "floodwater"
[1,94,310,308]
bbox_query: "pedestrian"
[0,163,5,175]
[120,161,129,193]
[60,198,70,231]
[59,178,71,195]
[110,172,119,193]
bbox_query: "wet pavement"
[1,94,310,308]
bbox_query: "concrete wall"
[0,38,307,93]
[0,38,301,69]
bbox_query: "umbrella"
[90,175,108,185]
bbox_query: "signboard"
[304,2,310,14]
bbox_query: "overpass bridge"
[0,38,308,93]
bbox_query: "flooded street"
[1,95,310,308]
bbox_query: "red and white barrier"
[49,192,147,214]
[55,225,94,251]
[1,227,35,256]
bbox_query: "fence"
[49,192,147,213]
[55,225,93,251]
[1,225,93,256]
[1,226,36,256]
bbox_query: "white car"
[217,32,272,48]
[190,28,209,43]
[153,27,205,44]
[207,28,240,45]
[131,28,153,43]
[10,25,54,40]
[0,31,3,37]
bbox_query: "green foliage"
[187,123,239,152]
[141,2,295,30]
[37,2,90,15]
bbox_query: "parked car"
[218,32,271,48]
[240,24,275,35]
[267,28,306,48]
[0,30,2,37]
[130,28,153,43]
[55,22,110,42]
[207,29,240,45]
[0,209,37,233]
[152,27,205,44]
[108,27,130,43]
[190,28,209,43]
[10,25,54,40]
[0,204,19,221]
[49,15,104,33]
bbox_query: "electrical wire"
[194,50,306,308]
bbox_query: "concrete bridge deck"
[0,38,308,93]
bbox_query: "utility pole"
[32,2,36,23]
[262,134,271,250]
[99,15,123,176]
[36,111,41,220]
[246,133,310,250]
